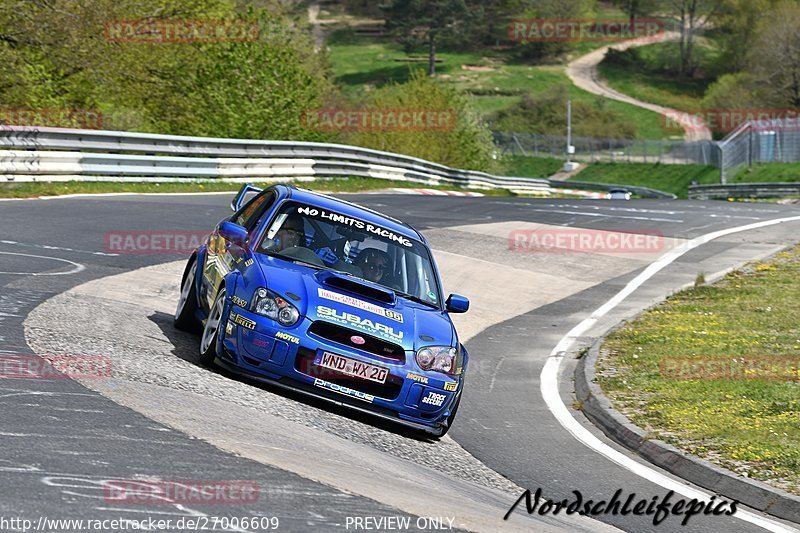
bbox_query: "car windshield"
[257,201,441,306]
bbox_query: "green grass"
[326,36,673,140]
[0,177,519,199]
[597,247,800,495]
[597,42,715,112]
[729,163,800,184]
[501,155,564,178]
[572,162,719,198]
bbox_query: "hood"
[255,255,455,351]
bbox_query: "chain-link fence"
[493,132,721,166]
[718,120,800,182]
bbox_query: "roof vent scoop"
[316,270,396,305]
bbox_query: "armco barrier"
[0,125,677,197]
[689,182,800,200]
[0,125,552,193]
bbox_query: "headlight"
[251,288,300,327]
[416,346,458,375]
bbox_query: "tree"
[714,0,777,71]
[381,0,473,76]
[612,0,659,23]
[344,70,498,171]
[747,1,800,107]
[663,0,721,77]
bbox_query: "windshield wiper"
[396,291,438,308]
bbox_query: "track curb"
[575,330,800,524]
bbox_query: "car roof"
[278,185,425,243]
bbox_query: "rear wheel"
[174,258,199,332]
[199,288,226,366]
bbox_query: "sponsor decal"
[313,378,375,403]
[421,391,446,407]
[443,381,457,391]
[297,206,413,248]
[225,320,234,335]
[253,337,271,348]
[318,288,403,323]
[230,313,256,330]
[316,305,404,342]
[275,331,300,344]
[406,372,429,384]
[243,258,254,267]
[231,295,248,308]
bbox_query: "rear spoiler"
[230,183,263,212]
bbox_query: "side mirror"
[445,294,469,313]
[218,221,248,247]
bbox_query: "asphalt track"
[2,192,799,533]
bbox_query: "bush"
[340,70,498,172]
[491,92,638,139]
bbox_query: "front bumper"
[218,305,462,432]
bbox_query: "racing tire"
[199,287,226,366]
[174,258,200,333]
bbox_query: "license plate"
[315,352,388,384]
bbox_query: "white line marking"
[541,215,800,533]
[0,251,85,276]
[0,240,118,257]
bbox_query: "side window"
[233,191,275,232]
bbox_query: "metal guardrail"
[689,182,800,200]
[0,126,682,198]
[0,125,555,193]
[549,179,677,199]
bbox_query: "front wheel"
[199,288,226,366]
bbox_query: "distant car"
[606,188,632,200]
[174,183,470,437]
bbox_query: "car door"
[203,190,276,310]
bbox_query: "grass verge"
[597,247,800,495]
[571,162,719,198]
[0,177,517,199]
[501,155,564,178]
[729,163,800,184]
[597,41,715,112]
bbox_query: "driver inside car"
[355,248,390,284]
[274,213,305,251]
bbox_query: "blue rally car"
[174,184,470,436]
